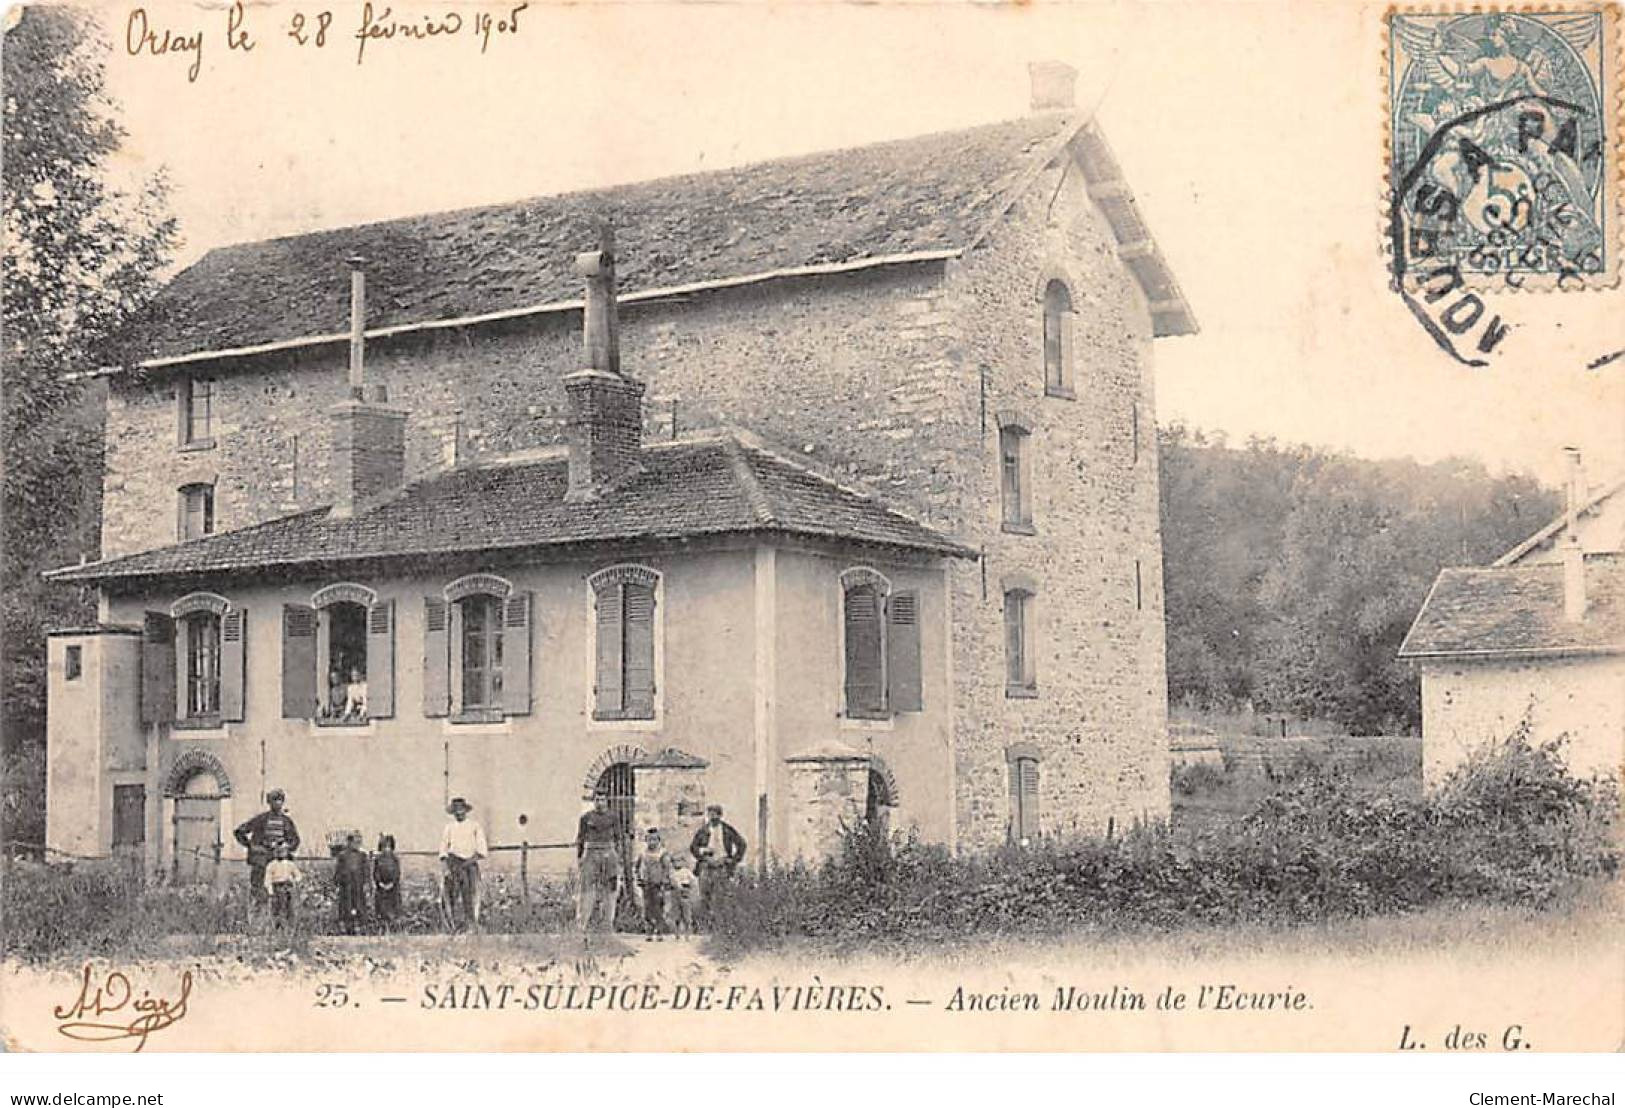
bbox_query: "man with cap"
[234,789,301,911]
[689,804,746,927]
[438,797,487,931]
[574,792,623,935]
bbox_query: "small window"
[112,784,146,847]
[178,484,215,541]
[179,378,215,446]
[459,593,505,711]
[64,645,83,681]
[1009,756,1040,844]
[182,611,222,719]
[1042,280,1074,396]
[1004,588,1037,696]
[999,426,1033,532]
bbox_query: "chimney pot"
[1029,60,1078,113]
[564,224,643,501]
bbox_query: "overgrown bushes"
[708,727,1617,955]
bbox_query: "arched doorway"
[865,759,899,826]
[594,762,637,928]
[173,770,224,884]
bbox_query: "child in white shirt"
[264,843,300,927]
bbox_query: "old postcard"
[1,0,1622,1057]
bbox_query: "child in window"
[373,834,401,929]
[343,667,368,721]
[264,842,300,929]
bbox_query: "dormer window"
[179,377,215,448]
[1042,279,1074,398]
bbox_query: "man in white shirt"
[438,796,487,931]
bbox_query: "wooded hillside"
[1159,426,1559,734]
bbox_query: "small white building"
[1399,452,1624,786]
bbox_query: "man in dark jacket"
[689,804,746,926]
[234,789,300,909]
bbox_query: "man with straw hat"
[438,796,487,932]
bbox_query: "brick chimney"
[330,257,406,519]
[1029,60,1077,113]
[1562,446,1587,621]
[564,224,645,501]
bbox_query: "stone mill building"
[44,63,1196,881]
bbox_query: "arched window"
[1042,279,1074,396]
[459,593,505,711]
[169,592,243,725]
[422,574,531,722]
[182,610,222,718]
[589,566,659,722]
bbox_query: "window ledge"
[172,718,229,737]
[178,438,216,453]
[451,708,505,725]
[309,719,376,735]
[840,714,895,732]
[587,713,661,732]
[1005,684,1040,700]
[443,716,513,735]
[1044,386,1076,401]
[1001,520,1037,536]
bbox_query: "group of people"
[231,788,747,937]
[576,794,747,939]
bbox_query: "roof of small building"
[1397,553,1625,659]
[1492,476,1625,566]
[103,113,1194,371]
[45,434,974,586]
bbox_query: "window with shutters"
[589,565,660,724]
[321,601,369,723]
[1008,754,1040,844]
[178,377,215,448]
[1042,279,1075,398]
[840,567,922,721]
[1004,588,1037,697]
[177,483,214,541]
[998,423,1034,533]
[296,584,394,725]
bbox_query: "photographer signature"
[53,962,192,1051]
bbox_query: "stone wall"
[96,139,1172,851]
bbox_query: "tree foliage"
[1159,425,1559,734]
[2,7,175,844]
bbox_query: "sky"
[84,0,1625,484]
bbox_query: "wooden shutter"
[843,584,885,718]
[368,599,396,719]
[623,582,656,719]
[501,592,532,716]
[140,612,175,724]
[886,590,922,712]
[1010,757,1040,841]
[593,583,623,719]
[280,604,318,719]
[423,597,450,717]
[220,608,246,721]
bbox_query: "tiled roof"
[1397,554,1625,658]
[45,436,973,586]
[1492,477,1625,566]
[108,113,1194,367]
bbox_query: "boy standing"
[334,832,369,934]
[667,857,697,937]
[264,843,300,929]
[373,834,402,929]
[634,827,673,941]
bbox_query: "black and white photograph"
[0,0,1620,1077]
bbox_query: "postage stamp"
[1387,6,1622,292]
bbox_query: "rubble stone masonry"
[98,141,1170,847]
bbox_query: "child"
[633,827,673,941]
[334,832,368,934]
[264,842,300,929]
[373,834,401,929]
[666,855,697,937]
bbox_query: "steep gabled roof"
[101,113,1194,372]
[1493,476,1625,566]
[44,435,973,586]
[1397,554,1625,659]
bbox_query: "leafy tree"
[2,6,175,849]
[1159,427,1557,734]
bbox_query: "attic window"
[179,377,215,448]
[178,483,215,541]
[1042,280,1075,397]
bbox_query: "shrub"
[709,726,1617,956]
